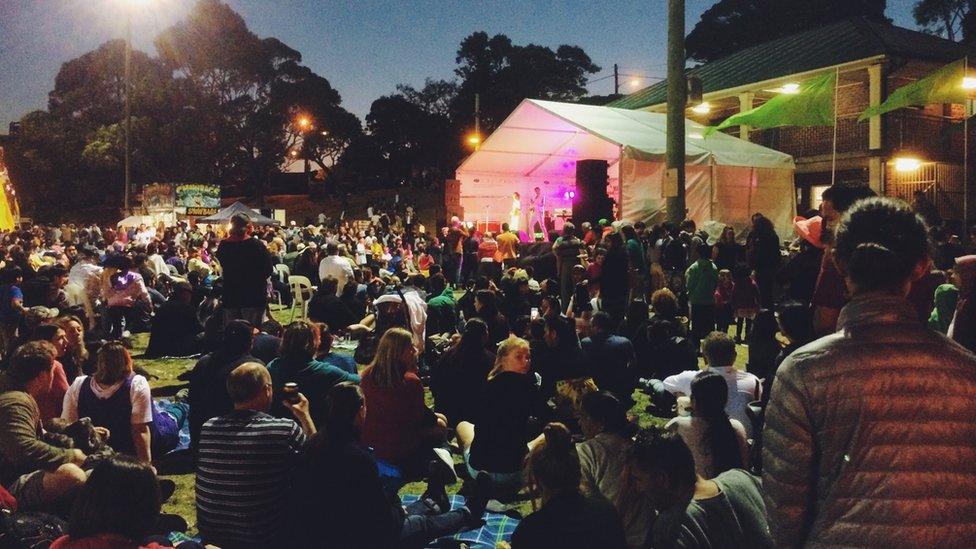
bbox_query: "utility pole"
[614,63,619,95]
[474,93,480,136]
[124,11,133,215]
[665,0,686,224]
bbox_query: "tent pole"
[965,56,970,226]
[831,67,840,185]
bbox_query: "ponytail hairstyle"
[691,371,743,475]
[523,422,580,510]
[832,197,930,294]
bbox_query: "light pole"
[124,7,133,214]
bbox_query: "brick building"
[610,18,972,223]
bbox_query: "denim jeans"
[399,498,470,547]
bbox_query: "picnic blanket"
[401,494,519,548]
[156,398,191,454]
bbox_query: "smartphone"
[530,307,539,320]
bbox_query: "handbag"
[0,509,67,549]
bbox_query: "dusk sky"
[0,1,917,130]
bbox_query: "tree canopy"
[685,0,889,63]
[5,2,598,220]
[913,0,976,43]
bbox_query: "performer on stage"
[509,192,521,233]
[528,186,549,241]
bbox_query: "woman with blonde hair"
[61,342,180,462]
[361,327,450,478]
[456,336,537,487]
[54,315,91,380]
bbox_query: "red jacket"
[360,369,427,464]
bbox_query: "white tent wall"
[619,154,795,238]
[456,99,796,239]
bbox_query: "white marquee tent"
[456,99,796,237]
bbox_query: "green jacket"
[427,287,457,335]
[0,374,72,485]
[685,259,718,306]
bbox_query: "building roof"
[609,17,963,110]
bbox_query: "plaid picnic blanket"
[156,398,191,453]
[401,494,519,548]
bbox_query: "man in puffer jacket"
[763,198,976,547]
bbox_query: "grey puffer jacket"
[762,293,976,548]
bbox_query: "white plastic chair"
[273,264,291,308]
[288,275,314,321]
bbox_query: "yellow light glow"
[630,79,641,87]
[321,131,329,136]
[691,102,711,114]
[297,116,311,128]
[290,150,299,157]
[780,83,800,94]
[894,157,922,172]
[466,134,481,145]
[963,77,976,90]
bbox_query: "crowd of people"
[0,183,975,548]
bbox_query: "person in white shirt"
[68,248,104,303]
[319,242,354,294]
[663,331,761,438]
[145,243,170,279]
[666,370,750,479]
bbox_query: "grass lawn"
[138,308,745,536]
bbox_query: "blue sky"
[0,0,917,130]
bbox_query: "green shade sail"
[705,72,837,137]
[858,59,967,121]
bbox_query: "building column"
[867,64,884,194]
[738,92,754,141]
[868,64,883,151]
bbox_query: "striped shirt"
[196,409,307,547]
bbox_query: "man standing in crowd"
[0,341,87,512]
[196,362,315,548]
[496,223,519,269]
[215,213,273,326]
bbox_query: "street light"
[121,0,152,215]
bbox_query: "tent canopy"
[456,99,796,237]
[457,99,794,178]
[197,202,278,225]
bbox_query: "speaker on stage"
[573,159,613,229]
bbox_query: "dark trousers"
[690,303,716,349]
[399,499,470,548]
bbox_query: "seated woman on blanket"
[456,336,537,488]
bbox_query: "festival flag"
[858,59,967,121]
[705,72,836,136]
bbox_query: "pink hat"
[793,215,824,249]
[954,255,976,289]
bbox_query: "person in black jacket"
[431,319,494,425]
[145,281,204,358]
[456,336,536,488]
[185,320,262,449]
[307,277,355,331]
[288,383,490,549]
[214,213,273,326]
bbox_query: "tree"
[913,0,976,43]
[451,32,600,132]
[685,0,888,63]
